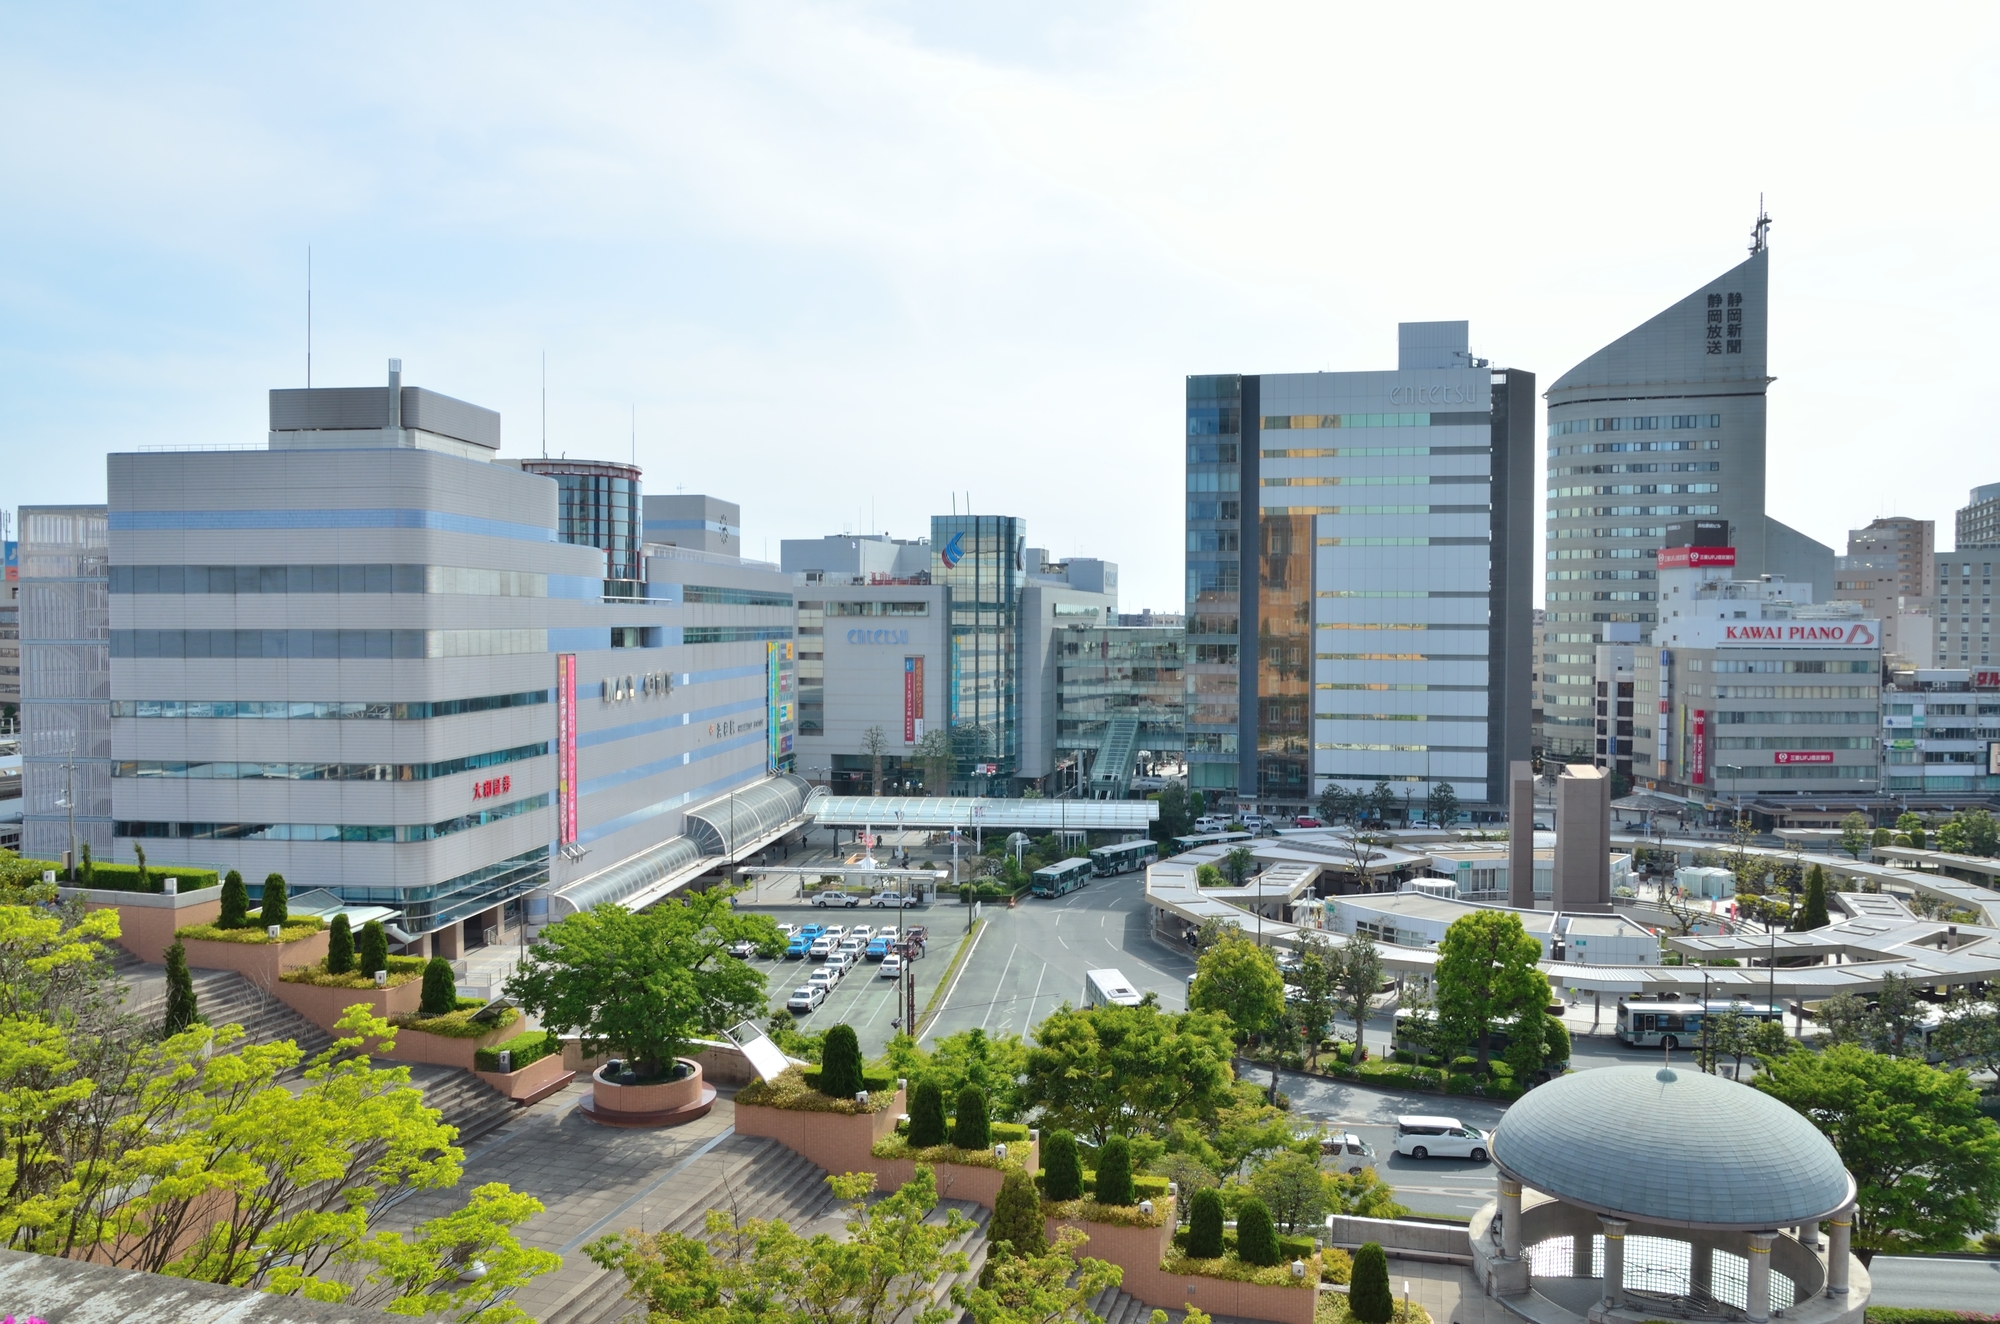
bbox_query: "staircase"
[403,1063,517,1145]
[1087,715,1143,799]
[540,1134,852,1324]
[118,953,336,1078]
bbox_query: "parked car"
[807,967,841,991]
[866,935,893,961]
[904,925,927,945]
[872,891,914,908]
[1293,816,1324,828]
[848,924,873,941]
[774,922,800,938]
[798,923,826,940]
[726,938,758,958]
[1394,1116,1490,1162]
[880,953,904,979]
[876,925,901,943]
[808,936,835,958]
[785,936,812,959]
[813,889,860,908]
[825,950,858,975]
[824,925,846,940]
[1239,814,1271,832]
[1319,1131,1377,1175]
[787,985,826,1013]
[1192,815,1226,833]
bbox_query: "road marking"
[1025,961,1049,1027]
[1056,935,1069,950]
[979,944,1017,1032]
[921,921,990,1044]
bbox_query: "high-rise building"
[1957,482,2000,550]
[1833,516,1934,664]
[1184,321,1536,816]
[1541,226,1837,759]
[19,506,111,865]
[930,514,1025,786]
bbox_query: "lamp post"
[59,754,77,881]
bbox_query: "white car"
[849,925,873,940]
[812,890,860,908]
[876,926,900,942]
[808,936,835,958]
[787,985,826,1013]
[824,925,846,940]
[826,950,858,975]
[880,953,904,979]
[807,967,841,991]
[774,922,800,938]
[1394,1115,1490,1162]
[838,936,867,954]
[872,891,916,908]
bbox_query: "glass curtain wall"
[1185,376,1243,799]
[519,460,643,581]
[1055,626,1186,753]
[1257,512,1311,808]
[931,514,1022,787]
[20,506,111,862]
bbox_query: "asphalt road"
[1866,1255,2000,1310]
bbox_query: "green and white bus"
[1031,857,1093,898]
[1089,838,1157,877]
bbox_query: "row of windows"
[1546,591,1656,601]
[114,742,549,782]
[1263,505,1487,517]
[1552,505,1721,518]
[110,629,545,659]
[1550,484,1721,497]
[681,585,794,607]
[1262,411,1489,431]
[1550,548,1656,560]
[1188,471,1242,492]
[1319,651,1486,661]
[1316,742,1485,752]
[1701,659,1876,674]
[1713,765,1874,781]
[1186,499,1241,521]
[1713,686,1878,699]
[1320,590,1484,598]
[1713,736,1875,750]
[1548,440,1723,456]
[1548,414,1721,437]
[819,601,929,617]
[108,564,547,597]
[1316,682,1485,692]
[1264,475,1487,488]
[682,626,792,644]
[116,791,550,843]
[1259,446,1488,459]
[1548,570,1655,580]
[1550,462,1721,476]
[110,690,549,721]
[1188,441,1239,464]
[1185,404,1242,436]
[1314,536,1490,547]
[1550,526,1669,540]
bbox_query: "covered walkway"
[810,794,1156,832]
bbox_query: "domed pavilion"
[1471,1064,1867,1324]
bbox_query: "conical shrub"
[163,939,198,1036]
[819,1023,863,1097]
[219,870,249,929]
[1349,1242,1394,1323]
[1235,1196,1280,1266]
[1093,1133,1134,1206]
[326,913,354,974]
[989,1167,1046,1259]
[908,1078,948,1147]
[259,872,288,926]
[951,1085,990,1149]
[1042,1129,1083,1202]
[358,919,389,977]
[1187,1187,1225,1258]
[420,956,458,1015]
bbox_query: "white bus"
[1084,968,1144,1009]
[1615,998,1782,1050]
[1031,857,1093,898]
[1090,838,1157,877]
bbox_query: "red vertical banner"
[1690,709,1706,786]
[557,654,578,844]
[904,655,923,742]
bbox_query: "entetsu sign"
[1722,622,1878,647]
[847,628,910,645]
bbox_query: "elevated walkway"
[1086,715,1143,799]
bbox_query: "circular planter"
[579,1057,716,1128]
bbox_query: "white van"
[1192,815,1226,833]
[1393,1115,1490,1162]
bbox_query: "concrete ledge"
[734,1088,906,1177]
[474,1052,575,1102]
[580,1086,716,1128]
[1326,1214,1473,1264]
[62,885,224,965]
[271,978,421,1033]
[181,929,329,986]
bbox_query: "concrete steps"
[402,1063,517,1145]
[541,1133,851,1324]
[120,955,337,1079]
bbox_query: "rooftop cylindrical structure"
[520,459,644,581]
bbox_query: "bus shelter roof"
[810,795,1157,831]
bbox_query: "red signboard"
[1774,751,1835,765]
[904,655,924,743]
[1656,545,1738,569]
[557,654,578,845]
[1975,670,2000,690]
[1691,709,1706,785]
[1720,621,1879,646]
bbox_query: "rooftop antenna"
[631,404,636,466]
[1750,195,1772,254]
[540,352,547,458]
[305,246,312,388]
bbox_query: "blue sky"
[6,2,2000,611]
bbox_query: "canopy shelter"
[810,795,1156,832]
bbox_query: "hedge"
[46,860,221,893]
[1161,1230,1321,1287]
[739,1066,899,1115]
[475,1029,561,1073]
[801,1067,898,1096]
[175,917,325,944]
[283,955,427,988]
[1034,1171,1170,1201]
[870,1136,1030,1170]
[1043,1196,1172,1228]
[1863,1312,2000,1324]
[392,1000,516,1039]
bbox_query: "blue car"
[865,935,892,961]
[785,936,812,959]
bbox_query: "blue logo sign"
[847,628,910,645]
[941,532,964,568]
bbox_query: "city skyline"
[8,7,2000,614]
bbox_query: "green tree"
[1234,1196,1280,1266]
[1434,910,1549,1071]
[1757,1043,2000,1259]
[1796,864,1831,931]
[162,938,198,1037]
[1933,992,2000,1082]
[505,889,780,1080]
[1366,781,1397,826]
[358,919,390,978]
[986,1166,1047,1262]
[914,726,956,797]
[820,1023,864,1097]
[1814,992,1871,1048]
[1020,1002,1235,1145]
[1153,781,1197,842]
[1222,846,1257,886]
[1289,935,1338,1068]
[1425,781,1459,827]
[1316,783,1357,826]
[909,1078,948,1147]
[1541,1016,1571,1070]
[1348,1242,1394,1323]
[76,839,93,886]
[340,1181,561,1320]
[1332,931,1385,1059]
[952,1086,991,1150]
[588,1166,972,1324]
[1868,973,1929,1058]
[420,956,458,1016]
[1246,1151,1324,1234]
[1961,808,2000,856]
[326,912,355,975]
[1938,818,1969,854]
[133,843,149,892]
[863,724,889,797]
[218,869,250,929]
[1093,1133,1135,1205]
[1325,1169,1408,1219]
[958,1226,1120,1324]
[1503,1008,1551,1083]
[1042,1129,1083,1202]
[1895,811,1926,850]
[258,871,288,926]
[1195,864,1226,887]
[1838,812,1872,860]
[1186,1187,1225,1258]
[1189,935,1285,1047]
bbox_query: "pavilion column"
[1498,1176,1522,1259]
[1826,1204,1853,1296]
[1799,1218,1821,1251]
[1744,1231,1776,1323]
[1599,1216,1627,1308]
[1689,1240,1713,1298]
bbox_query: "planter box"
[271,975,421,1034]
[62,885,223,965]
[581,1058,717,1128]
[474,1052,576,1103]
[180,929,329,987]
[735,1086,907,1179]
[377,1020,517,1070]
[1044,1209,1314,1324]
[868,1138,1040,1211]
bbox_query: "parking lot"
[735,904,935,1051]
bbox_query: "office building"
[1934,486,2000,668]
[19,507,112,865]
[1054,624,1186,796]
[1185,320,1536,817]
[94,363,802,954]
[1958,482,2000,550]
[1880,667,2000,800]
[1833,516,1934,664]
[784,524,1119,794]
[1541,226,1837,758]
[646,494,742,557]
[1631,539,1880,802]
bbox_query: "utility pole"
[61,754,77,881]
